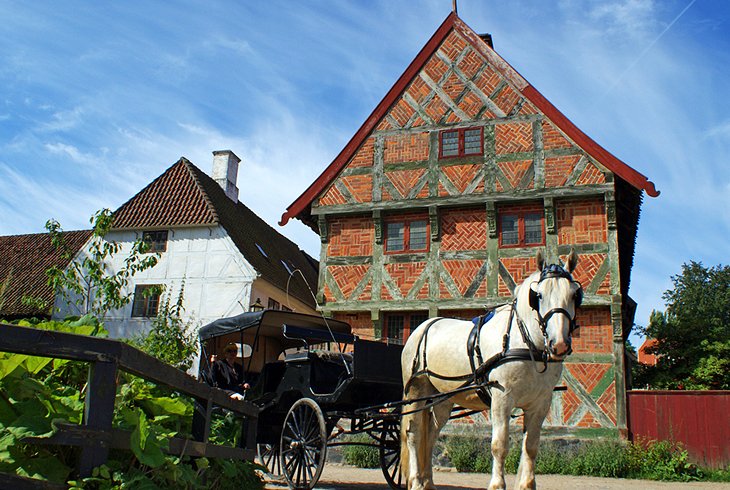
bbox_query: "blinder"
[528,264,583,335]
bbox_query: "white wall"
[54,225,258,339]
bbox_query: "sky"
[1,0,728,346]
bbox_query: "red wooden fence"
[627,390,730,469]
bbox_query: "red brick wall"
[383,169,429,199]
[545,155,581,187]
[348,138,375,168]
[333,312,372,340]
[329,265,371,300]
[384,262,428,299]
[440,207,487,251]
[495,122,533,155]
[541,120,573,150]
[557,198,607,244]
[440,164,484,195]
[498,256,540,296]
[383,133,429,163]
[328,216,373,257]
[573,307,612,354]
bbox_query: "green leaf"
[14,454,72,483]
[129,409,167,468]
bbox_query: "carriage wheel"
[256,443,282,478]
[379,419,404,490]
[280,398,327,490]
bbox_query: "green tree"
[46,209,159,318]
[635,261,730,389]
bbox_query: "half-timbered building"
[281,13,658,435]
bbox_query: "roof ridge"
[180,157,221,224]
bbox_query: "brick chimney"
[212,150,240,202]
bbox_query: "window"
[499,209,544,247]
[439,127,483,158]
[142,230,168,253]
[267,298,280,310]
[131,285,161,317]
[383,312,429,344]
[385,219,428,253]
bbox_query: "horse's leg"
[514,400,551,490]
[402,381,436,490]
[488,394,512,490]
[420,400,452,489]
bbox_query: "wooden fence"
[0,323,259,488]
[627,390,730,469]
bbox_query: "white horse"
[400,250,581,490]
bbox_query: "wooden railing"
[0,323,259,486]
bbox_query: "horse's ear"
[565,248,579,273]
[536,249,545,271]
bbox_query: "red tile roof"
[113,158,218,229]
[0,230,91,319]
[280,12,659,229]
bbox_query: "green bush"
[445,435,490,473]
[442,434,721,482]
[342,434,379,468]
[568,440,629,478]
[0,318,263,489]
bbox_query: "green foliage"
[635,261,730,390]
[46,209,160,317]
[442,435,718,481]
[129,283,199,371]
[566,440,630,477]
[444,435,492,473]
[342,434,380,468]
[0,318,263,489]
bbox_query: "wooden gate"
[627,390,730,469]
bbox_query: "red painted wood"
[627,390,730,469]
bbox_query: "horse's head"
[527,249,582,360]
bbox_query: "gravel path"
[264,464,730,490]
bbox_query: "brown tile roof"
[112,158,318,308]
[0,230,91,319]
[112,158,218,229]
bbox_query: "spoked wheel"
[379,419,404,489]
[257,442,283,478]
[280,398,327,490]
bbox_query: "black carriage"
[198,310,405,489]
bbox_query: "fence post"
[78,360,118,477]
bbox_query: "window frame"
[142,230,168,253]
[383,311,429,344]
[384,217,429,254]
[131,284,162,318]
[267,298,281,310]
[498,207,545,248]
[438,127,484,159]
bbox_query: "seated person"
[211,343,250,393]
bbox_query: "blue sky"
[1,1,728,346]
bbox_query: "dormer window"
[142,230,168,253]
[439,127,483,158]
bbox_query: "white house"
[54,150,319,339]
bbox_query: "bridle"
[528,264,583,355]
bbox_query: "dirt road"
[264,464,730,490]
